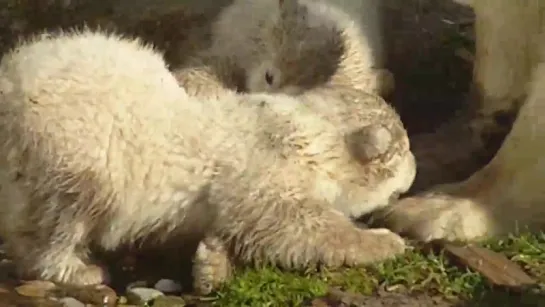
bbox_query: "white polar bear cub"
[204,0,393,96]
[0,29,407,286]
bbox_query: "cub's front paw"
[346,228,407,265]
[192,237,234,295]
[318,224,407,267]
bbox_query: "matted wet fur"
[173,54,244,99]
[0,29,408,287]
[375,0,545,242]
[199,0,393,96]
[174,55,415,220]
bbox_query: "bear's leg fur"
[409,0,545,192]
[0,185,108,285]
[192,236,233,295]
[469,0,544,138]
[377,47,545,242]
[190,160,408,293]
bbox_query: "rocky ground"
[0,0,482,306]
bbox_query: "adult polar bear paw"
[374,188,492,242]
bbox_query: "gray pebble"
[152,296,187,307]
[59,297,85,307]
[126,280,148,290]
[154,279,182,293]
[126,287,165,305]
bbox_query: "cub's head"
[326,123,416,218]
[243,0,346,94]
[255,91,416,219]
[308,89,416,218]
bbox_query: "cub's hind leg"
[0,181,108,286]
[192,235,234,295]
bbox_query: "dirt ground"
[0,0,479,306]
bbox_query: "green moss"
[206,233,545,306]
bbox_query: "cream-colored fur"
[471,0,545,136]
[175,55,415,219]
[376,0,545,242]
[379,59,545,241]
[0,29,407,287]
[288,86,415,217]
[202,0,393,96]
[172,55,243,99]
[175,55,414,294]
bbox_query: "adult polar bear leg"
[378,61,545,242]
[409,0,545,192]
[470,0,545,136]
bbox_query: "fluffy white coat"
[202,0,393,96]
[0,29,408,286]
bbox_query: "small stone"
[126,280,148,290]
[126,287,164,305]
[117,296,128,304]
[0,258,16,279]
[154,279,182,293]
[53,284,117,307]
[59,297,85,307]
[151,296,186,307]
[15,280,56,297]
[0,292,62,307]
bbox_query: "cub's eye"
[265,71,274,85]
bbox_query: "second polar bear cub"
[0,29,408,286]
[205,0,393,96]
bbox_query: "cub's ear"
[345,124,392,163]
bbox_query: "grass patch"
[207,233,545,306]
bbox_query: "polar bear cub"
[202,0,393,96]
[0,29,407,286]
[174,59,416,218]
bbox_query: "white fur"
[0,29,406,286]
[175,48,414,294]
[287,87,416,217]
[175,54,415,220]
[204,0,392,95]
[379,0,545,242]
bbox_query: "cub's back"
[0,30,188,193]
